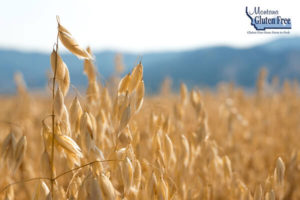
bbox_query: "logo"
[246,7,291,31]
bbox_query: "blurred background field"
[1,37,300,94]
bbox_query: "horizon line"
[0,35,299,54]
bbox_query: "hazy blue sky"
[0,0,299,52]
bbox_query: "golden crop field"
[0,18,300,200]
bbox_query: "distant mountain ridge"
[1,37,300,93]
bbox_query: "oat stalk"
[50,23,59,198]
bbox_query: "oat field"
[0,18,300,200]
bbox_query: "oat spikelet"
[223,155,232,180]
[254,184,262,200]
[121,157,134,195]
[54,87,64,118]
[118,74,131,96]
[58,22,92,59]
[119,104,131,132]
[41,150,53,178]
[61,66,70,96]
[69,96,83,134]
[148,171,158,199]
[181,134,190,168]
[13,135,27,172]
[32,180,50,200]
[54,134,83,163]
[157,175,168,200]
[118,126,133,146]
[0,132,16,168]
[60,105,71,136]
[86,81,100,103]
[190,89,201,108]
[164,134,176,167]
[50,49,70,96]
[275,157,285,185]
[42,120,52,153]
[86,177,103,200]
[80,112,95,153]
[50,50,66,81]
[133,159,142,190]
[84,47,97,82]
[134,80,144,114]
[128,62,143,93]
[180,82,188,106]
[265,189,275,200]
[99,173,116,200]
[4,186,14,200]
